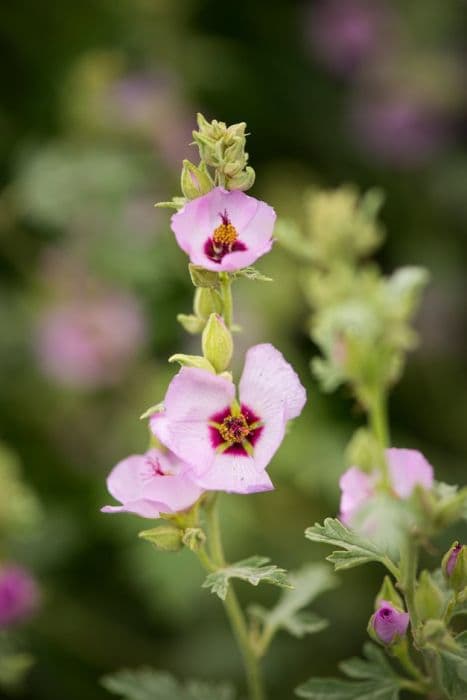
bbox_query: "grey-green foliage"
[249,563,338,642]
[202,556,290,601]
[0,637,35,691]
[437,631,467,700]
[305,518,398,574]
[102,668,235,700]
[296,643,402,699]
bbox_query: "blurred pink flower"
[102,448,203,518]
[370,600,409,645]
[350,93,447,167]
[171,188,276,272]
[36,292,146,389]
[0,565,40,628]
[305,0,390,76]
[339,447,434,525]
[150,344,306,494]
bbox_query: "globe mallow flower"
[170,187,275,271]
[339,448,434,525]
[0,565,40,628]
[150,344,306,494]
[102,448,203,518]
[370,600,409,645]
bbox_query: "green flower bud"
[202,313,233,373]
[226,166,256,192]
[182,527,206,552]
[224,122,246,144]
[194,288,223,320]
[138,525,183,552]
[442,541,467,592]
[415,570,445,621]
[180,159,213,199]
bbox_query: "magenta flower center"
[144,455,166,477]
[204,211,247,263]
[209,404,263,456]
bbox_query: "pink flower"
[370,600,409,645]
[170,188,276,272]
[102,448,203,518]
[36,293,146,389]
[0,566,40,628]
[150,344,306,494]
[339,448,434,525]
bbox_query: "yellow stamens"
[213,222,238,247]
[219,413,250,444]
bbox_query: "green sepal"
[168,354,215,372]
[138,525,183,552]
[140,403,164,420]
[415,570,445,621]
[182,527,206,552]
[232,267,273,282]
[176,314,205,334]
[188,264,220,289]
[154,196,187,211]
[375,575,404,610]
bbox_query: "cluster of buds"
[191,113,255,191]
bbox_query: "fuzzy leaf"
[102,668,235,700]
[203,556,290,601]
[0,652,35,691]
[250,564,337,641]
[438,632,467,700]
[339,643,399,680]
[305,518,398,574]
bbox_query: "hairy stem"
[204,497,266,700]
[368,387,391,488]
[220,273,233,329]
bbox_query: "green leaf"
[202,555,291,601]
[305,518,398,575]
[233,267,273,282]
[188,264,220,289]
[295,678,400,699]
[297,645,401,699]
[437,632,467,700]
[102,668,235,700]
[250,564,338,642]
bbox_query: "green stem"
[400,537,421,646]
[368,388,391,488]
[220,274,233,329]
[392,639,427,685]
[204,497,266,700]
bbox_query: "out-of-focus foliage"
[0,0,466,698]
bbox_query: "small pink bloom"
[36,293,146,389]
[339,448,434,526]
[371,600,409,645]
[102,448,203,518]
[170,188,276,272]
[0,566,40,628]
[150,344,306,494]
[339,467,375,525]
[387,448,434,499]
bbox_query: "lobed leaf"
[202,555,290,601]
[102,668,235,700]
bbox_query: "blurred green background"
[0,1,466,698]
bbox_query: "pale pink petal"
[102,449,203,518]
[239,344,307,422]
[190,240,273,273]
[192,452,274,494]
[150,368,235,470]
[386,448,434,499]
[339,466,375,524]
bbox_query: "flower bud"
[414,570,444,621]
[368,600,409,646]
[194,288,223,320]
[202,313,233,373]
[375,575,404,610]
[180,160,213,199]
[0,565,40,628]
[226,166,256,192]
[442,541,467,592]
[182,527,206,552]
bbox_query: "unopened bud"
[202,313,233,373]
[138,525,183,552]
[375,576,404,610]
[442,541,467,592]
[415,570,444,621]
[368,600,409,646]
[226,166,256,192]
[180,160,212,199]
[194,288,223,320]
